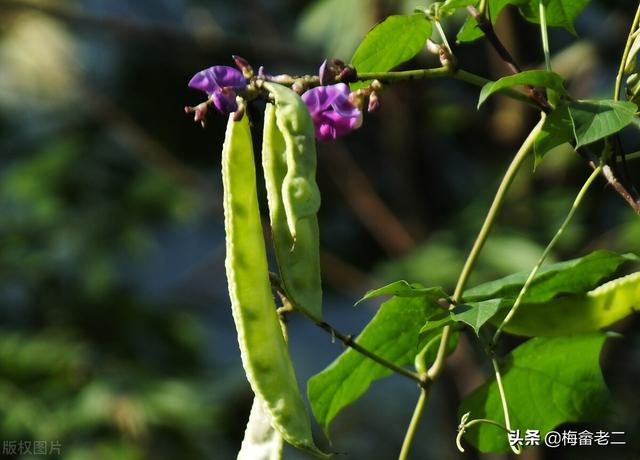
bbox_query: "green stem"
[614,3,640,101]
[357,68,536,107]
[426,116,545,381]
[313,318,423,384]
[434,20,452,54]
[454,118,544,301]
[618,150,640,161]
[398,387,429,460]
[492,163,603,344]
[487,164,602,455]
[456,417,511,452]
[491,358,522,455]
[357,66,452,82]
[539,0,551,72]
[478,0,488,16]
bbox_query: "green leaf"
[477,70,566,108]
[307,296,440,433]
[451,299,502,335]
[419,311,455,337]
[440,0,478,17]
[457,0,527,43]
[568,99,638,148]
[459,334,610,453]
[518,0,589,34]
[463,250,637,304]
[351,14,432,75]
[355,280,447,305]
[534,103,573,164]
[498,271,640,336]
[296,0,376,61]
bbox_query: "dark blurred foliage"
[0,0,639,459]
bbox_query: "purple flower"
[188,66,247,114]
[301,83,362,141]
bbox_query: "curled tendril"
[455,413,522,455]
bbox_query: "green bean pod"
[262,82,321,243]
[261,100,323,320]
[237,397,283,460]
[221,114,328,458]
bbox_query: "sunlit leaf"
[498,271,640,336]
[463,250,637,304]
[351,14,432,83]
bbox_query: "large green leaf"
[568,99,637,148]
[459,334,610,452]
[534,103,573,164]
[499,271,640,336]
[463,250,637,304]
[355,280,447,305]
[477,70,566,108]
[307,296,440,433]
[351,14,432,75]
[518,0,589,34]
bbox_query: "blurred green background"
[0,0,638,459]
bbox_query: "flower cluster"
[186,60,370,141]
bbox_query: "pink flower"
[301,83,363,141]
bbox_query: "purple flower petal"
[188,66,246,95]
[212,88,239,115]
[302,83,362,141]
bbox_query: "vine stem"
[492,163,603,344]
[398,387,429,460]
[456,417,510,453]
[614,2,640,101]
[433,20,452,55]
[481,163,602,455]
[269,273,424,385]
[455,118,544,301]
[392,118,545,458]
[312,318,423,384]
[539,0,551,72]
[272,67,539,108]
[425,117,544,383]
[491,358,522,455]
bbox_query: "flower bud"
[232,55,254,79]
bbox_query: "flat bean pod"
[221,114,328,457]
[261,101,323,320]
[262,82,321,243]
[237,397,283,460]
